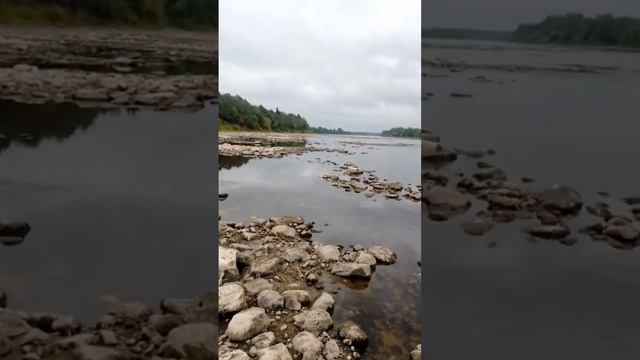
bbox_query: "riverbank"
[0,26,217,109]
[218,214,407,360]
[219,132,421,359]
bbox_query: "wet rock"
[323,339,341,360]
[219,283,247,315]
[0,309,31,338]
[148,314,182,336]
[226,308,272,341]
[311,292,335,312]
[256,343,292,360]
[257,290,284,311]
[271,225,297,239]
[251,257,285,276]
[367,245,397,264]
[282,290,311,311]
[337,321,367,346]
[244,278,274,295]
[316,245,341,263]
[0,221,30,237]
[423,139,457,163]
[0,334,10,356]
[219,247,240,284]
[535,185,583,215]
[524,224,570,239]
[164,323,216,358]
[460,217,494,236]
[251,332,276,349]
[292,331,323,357]
[330,263,372,279]
[603,224,639,242]
[622,197,640,206]
[424,187,471,220]
[354,252,377,265]
[293,309,333,334]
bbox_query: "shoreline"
[0,26,218,110]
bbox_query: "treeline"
[311,127,349,135]
[219,94,310,132]
[0,0,217,28]
[514,13,640,47]
[381,127,421,138]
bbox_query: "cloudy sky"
[423,0,640,31]
[220,0,420,132]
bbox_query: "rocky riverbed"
[423,130,640,249]
[0,26,217,109]
[218,133,352,158]
[218,214,419,359]
[321,163,421,202]
[0,292,217,359]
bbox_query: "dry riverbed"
[0,26,217,109]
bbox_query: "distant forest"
[424,13,640,48]
[381,127,421,138]
[219,94,310,132]
[310,127,349,135]
[514,13,640,47]
[0,0,217,28]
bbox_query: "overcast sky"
[220,1,420,132]
[423,0,640,31]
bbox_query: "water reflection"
[0,100,108,153]
[218,155,251,170]
[0,101,217,321]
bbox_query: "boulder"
[226,308,272,341]
[219,283,247,315]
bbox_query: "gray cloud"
[220,0,421,132]
[423,0,640,31]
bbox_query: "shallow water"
[219,135,421,360]
[423,39,640,359]
[0,100,217,322]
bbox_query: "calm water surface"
[0,100,217,321]
[424,39,640,359]
[219,135,421,360]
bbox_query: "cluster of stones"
[218,143,306,159]
[422,131,640,249]
[0,27,217,109]
[0,65,216,110]
[321,163,421,202]
[218,215,399,359]
[218,133,353,159]
[0,294,219,359]
[0,221,30,247]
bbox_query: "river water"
[0,100,217,321]
[219,134,421,360]
[423,39,640,359]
